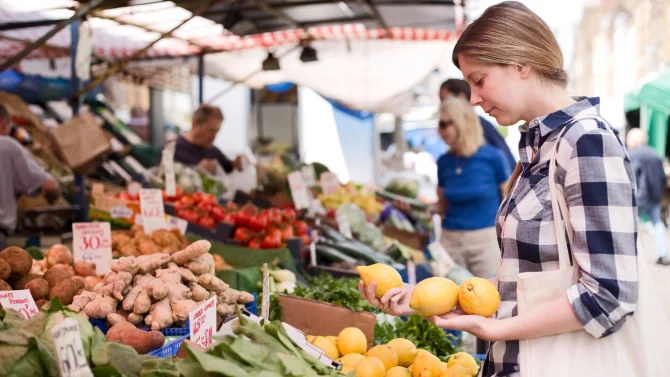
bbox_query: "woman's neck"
[523,85,575,122]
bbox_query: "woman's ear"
[517,64,531,79]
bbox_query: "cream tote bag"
[516,120,668,377]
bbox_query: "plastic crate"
[245,293,258,315]
[89,318,189,336]
[148,334,189,358]
[444,329,462,345]
[474,353,486,361]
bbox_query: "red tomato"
[198,216,216,229]
[197,201,214,213]
[234,228,253,244]
[247,237,263,249]
[293,221,308,236]
[241,203,258,215]
[118,192,134,201]
[180,209,199,224]
[178,195,195,208]
[267,227,282,239]
[282,208,297,223]
[161,187,183,202]
[226,202,238,210]
[191,192,204,204]
[248,214,268,232]
[221,213,236,224]
[210,206,226,222]
[201,193,217,205]
[235,211,251,227]
[261,234,282,249]
[280,224,294,242]
[300,234,311,246]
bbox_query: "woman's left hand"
[428,308,501,341]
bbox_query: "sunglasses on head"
[439,120,454,129]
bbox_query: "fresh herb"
[255,292,283,322]
[374,315,463,361]
[291,274,376,313]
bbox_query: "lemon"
[440,366,470,377]
[446,353,478,377]
[337,327,368,355]
[355,356,386,377]
[357,264,403,299]
[440,362,448,372]
[458,277,500,317]
[366,345,399,370]
[306,335,315,344]
[338,353,366,373]
[386,366,412,377]
[326,335,339,345]
[409,277,459,317]
[412,350,443,377]
[387,338,418,367]
[313,336,340,360]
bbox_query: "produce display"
[68,240,255,330]
[317,186,384,217]
[227,204,310,249]
[384,178,420,199]
[313,224,396,268]
[112,225,190,257]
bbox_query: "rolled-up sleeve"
[560,127,638,338]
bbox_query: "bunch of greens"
[255,292,283,322]
[291,274,376,313]
[374,315,463,361]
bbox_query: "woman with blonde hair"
[360,2,665,376]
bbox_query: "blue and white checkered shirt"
[483,97,638,377]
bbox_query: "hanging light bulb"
[299,44,318,63]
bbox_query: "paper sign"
[427,241,455,273]
[320,172,340,195]
[189,296,217,350]
[139,189,166,233]
[407,260,417,285]
[309,239,317,267]
[166,215,188,235]
[72,222,113,275]
[51,317,93,377]
[162,147,176,197]
[432,214,442,241]
[0,290,38,319]
[288,171,311,210]
[337,214,353,238]
[110,204,133,219]
[301,165,317,187]
[127,182,142,197]
[261,263,270,319]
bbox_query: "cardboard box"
[49,113,111,174]
[278,295,376,348]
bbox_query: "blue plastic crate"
[444,329,462,345]
[245,293,258,315]
[89,318,189,336]
[148,334,189,358]
[473,353,486,361]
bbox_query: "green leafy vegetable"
[290,274,375,313]
[374,315,462,361]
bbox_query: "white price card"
[301,165,317,187]
[162,146,176,197]
[261,263,270,319]
[166,215,188,235]
[0,290,38,319]
[309,240,317,267]
[140,189,166,233]
[432,214,442,241]
[110,204,133,219]
[72,222,113,275]
[189,296,217,350]
[427,241,455,273]
[337,214,353,239]
[288,171,311,210]
[51,317,93,377]
[320,172,340,195]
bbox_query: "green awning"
[624,71,670,156]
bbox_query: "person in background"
[440,79,517,171]
[626,128,669,265]
[0,104,60,249]
[174,104,243,174]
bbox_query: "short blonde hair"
[441,97,484,157]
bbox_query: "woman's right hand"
[393,200,413,213]
[358,281,417,316]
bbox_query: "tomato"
[226,202,238,210]
[248,214,268,232]
[247,237,263,249]
[293,221,308,236]
[280,224,294,242]
[301,234,311,246]
[201,193,217,205]
[326,209,336,219]
[197,201,214,213]
[191,192,204,204]
[282,208,297,223]
[198,216,216,229]
[241,203,257,215]
[118,192,134,201]
[261,234,282,249]
[234,228,253,244]
[235,211,251,227]
[161,187,183,202]
[267,227,282,239]
[178,195,195,208]
[221,213,236,224]
[210,206,226,222]
[180,209,199,224]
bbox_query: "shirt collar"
[527,96,602,137]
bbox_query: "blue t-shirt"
[437,144,511,230]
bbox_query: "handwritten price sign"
[73,222,112,275]
[51,317,93,377]
[288,171,311,210]
[139,189,166,233]
[0,290,39,319]
[320,172,340,195]
[189,296,217,349]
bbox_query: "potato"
[0,259,10,281]
[26,278,49,300]
[0,246,32,280]
[13,273,43,290]
[106,321,165,354]
[73,261,97,277]
[0,279,11,291]
[35,299,48,309]
[48,278,85,305]
[45,244,73,268]
[43,266,74,288]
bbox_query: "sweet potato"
[0,259,10,281]
[106,321,165,354]
[45,244,73,268]
[26,278,49,300]
[0,280,11,291]
[48,278,85,305]
[43,266,74,288]
[73,261,97,277]
[0,246,32,280]
[12,273,42,290]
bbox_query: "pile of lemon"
[307,328,479,377]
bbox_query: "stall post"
[198,53,205,104]
[70,19,87,222]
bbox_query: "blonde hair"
[452,1,568,88]
[441,97,484,157]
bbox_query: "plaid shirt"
[483,97,638,377]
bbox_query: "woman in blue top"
[433,96,511,278]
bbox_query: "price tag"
[309,240,317,267]
[320,172,340,195]
[427,241,455,273]
[261,263,270,319]
[407,260,417,285]
[0,290,38,319]
[139,189,166,233]
[301,165,317,187]
[72,222,112,275]
[337,214,353,239]
[189,296,217,350]
[110,204,133,219]
[127,182,142,197]
[432,214,442,241]
[162,147,176,197]
[288,171,311,210]
[51,317,94,377]
[166,215,188,235]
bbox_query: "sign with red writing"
[0,290,39,319]
[139,189,166,233]
[189,296,217,349]
[320,172,340,195]
[288,171,311,210]
[72,222,112,275]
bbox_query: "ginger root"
[171,240,211,265]
[149,297,173,331]
[137,254,170,274]
[127,312,144,326]
[107,313,126,326]
[189,282,209,301]
[133,289,151,314]
[185,253,215,276]
[112,256,139,275]
[198,273,228,294]
[170,299,199,322]
[82,294,118,319]
[145,279,168,300]
[69,291,97,312]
